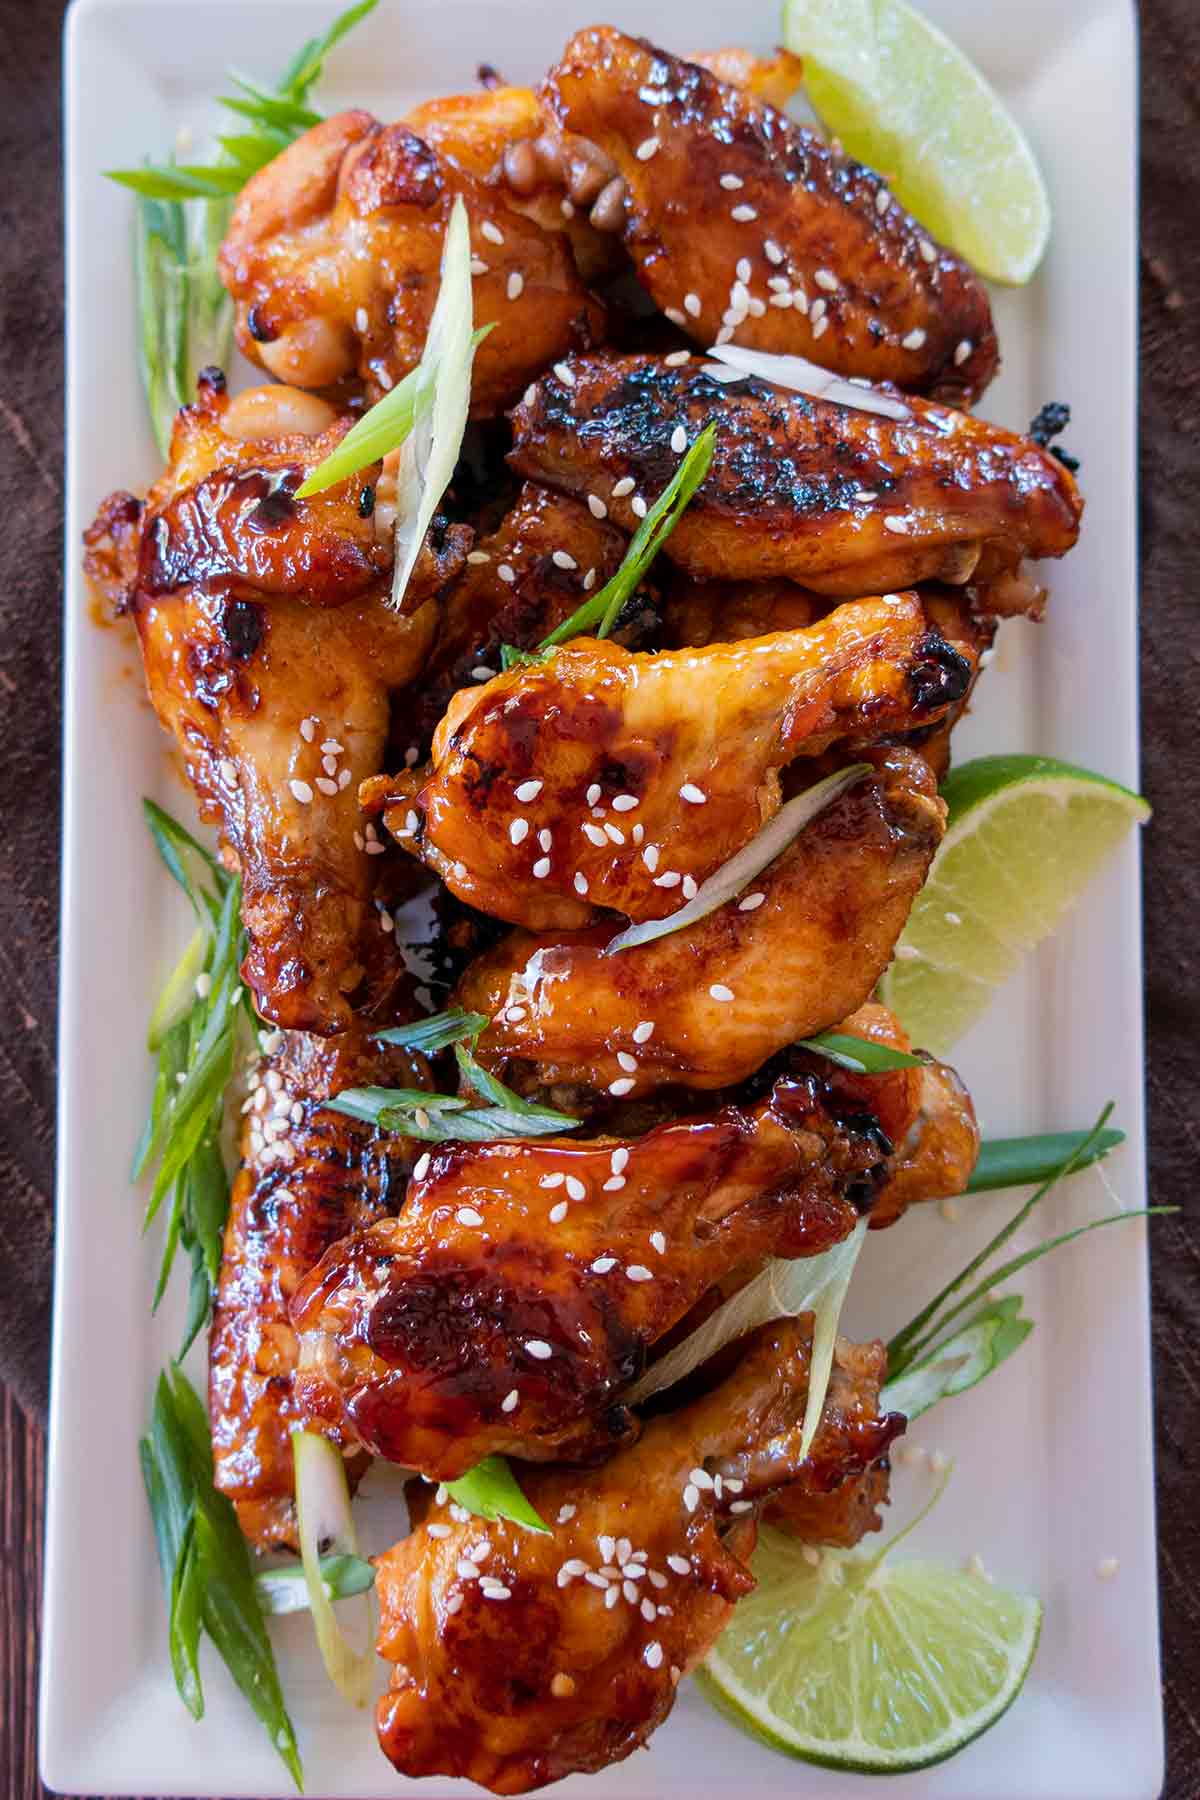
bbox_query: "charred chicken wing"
[289,1074,888,1478]
[374,1316,902,1793]
[542,27,998,402]
[510,353,1082,601]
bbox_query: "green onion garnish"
[798,1031,925,1074]
[445,1456,550,1534]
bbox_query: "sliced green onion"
[328,1051,580,1143]
[292,1429,376,1706]
[446,1456,550,1534]
[705,342,912,422]
[539,424,717,650]
[372,1007,489,1054]
[798,1031,924,1074]
[295,364,430,498]
[255,1552,376,1616]
[966,1127,1125,1192]
[880,1296,1033,1421]
[604,764,871,956]
[146,926,207,1052]
[110,164,250,201]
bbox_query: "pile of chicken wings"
[87,25,1081,1794]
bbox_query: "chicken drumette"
[374,1316,903,1793]
[289,1073,889,1477]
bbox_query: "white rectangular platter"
[47,0,1157,1794]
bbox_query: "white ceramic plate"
[47,0,1156,1794]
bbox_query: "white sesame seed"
[557,1504,577,1525]
[564,1175,586,1201]
[645,1641,664,1669]
[507,271,524,300]
[471,256,491,278]
[664,307,687,326]
[603,823,625,845]
[639,1597,656,1622]
[690,1467,713,1490]
[608,1077,636,1096]
[457,1559,480,1580]
[552,549,578,570]
[738,891,765,911]
[681,875,698,900]
[730,204,757,222]
[767,274,791,293]
[299,718,316,743]
[583,568,597,589]
[1097,1557,1120,1580]
[636,136,660,161]
[483,1585,512,1600]
[720,173,743,190]
[664,349,691,366]
[617,1051,638,1073]
[481,220,505,245]
[767,291,792,309]
[549,1200,568,1223]
[337,768,352,790]
[627,1265,653,1282]
[709,983,734,1002]
[427,1522,451,1538]
[621,1579,637,1603]
[585,1571,609,1589]
[509,818,530,845]
[498,563,516,584]
[653,871,681,888]
[541,1172,566,1191]
[650,1231,666,1255]
[632,1021,654,1044]
[683,1484,699,1512]
[466,549,491,565]
[919,238,937,264]
[445,1592,464,1614]
[612,476,635,498]
[194,972,211,1000]
[902,327,927,350]
[679,782,706,803]
[556,1567,574,1588]
[597,1535,617,1563]
[810,298,827,325]
[667,1554,691,1575]
[289,779,314,804]
[734,258,752,285]
[792,288,809,314]
[532,857,551,878]
[612,793,639,812]
[631,821,644,845]
[526,1339,553,1360]
[553,361,575,385]
[582,823,607,847]
[538,828,553,852]
[502,1388,519,1412]
[456,1206,484,1227]
[875,187,891,215]
[449,1503,470,1522]
[814,268,839,292]
[587,493,607,518]
[670,424,688,454]
[724,1478,744,1494]
[515,779,543,803]
[642,846,660,873]
[602,1176,626,1192]
[631,496,647,518]
[648,1571,668,1591]
[585,782,603,807]
[883,516,910,534]
[955,338,973,366]
[683,292,702,318]
[729,1499,754,1514]
[574,872,589,896]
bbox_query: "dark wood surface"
[2,2,1198,1798]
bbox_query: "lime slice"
[878,755,1150,1056]
[700,1524,1041,1772]
[781,0,1051,283]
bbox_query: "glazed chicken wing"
[510,353,1082,601]
[362,592,976,932]
[374,1317,903,1793]
[209,1026,425,1550]
[542,27,998,403]
[455,748,945,1096]
[219,109,604,414]
[289,1073,888,1478]
[88,373,449,1033]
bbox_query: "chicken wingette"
[510,353,1082,602]
[541,26,998,403]
[374,1317,902,1793]
[288,1073,889,1478]
[362,592,976,932]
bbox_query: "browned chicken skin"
[209,1026,426,1550]
[374,1317,903,1793]
[364,592,976,932]
[455,748,945,1097]
[88,373,445,1033]
[542,27,998,403]
[510,353,1082,600]
[219,109,604,414]
[288,1074,888,1479]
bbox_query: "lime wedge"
[878,755,1150,1056]
[781,0,1051,283]
[700,1525,1041,1772]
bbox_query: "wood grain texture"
[0,2,1196,1798]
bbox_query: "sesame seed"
[481,220,505,245]
[602,1176,626,1192]
[482,1585,512,1600]
[552,549,577,570]
[792,288,809,314]
[643,846,660,873]
[507,271,524,300]
[640,1597,657,1622]
[653,871,681,888]
[814,268,839,292]
[498,563,516,584]
[730,204,757,221]
[299,718,316,743]
[289,779,313,804]
[427,1522,451,1538]
[582,822,607,846]
[583,567,597,589]
[553,362,575,386]
[526,1339,553,1359]
[622,1579,639,1603]
[664,349,691,366]
[650,1231,666,1255]
[709,983,734,1002]
[597,1535,617,1563]
[919,238,937,263]
[955,338,973,366]
[539,828,553,852]
[603,823,625,844]
[1097,1557,1120,1580]
[683,292,702,317]
[338,768,352,790]
[617,1051,638,1073]
[631,496,647,518]
[679,783,706,804]
[902,327,927,350]
[690,1467,713,1490]
[194,972,211,1000]
[768,274,791,292]
[632,1021,654,1043]
[557,1504,577,1524]
[608,1077,635,1096]
[768,291,793,308]
[612,476,635,498]
[683,1484,699,1512]
[585,1571,609,1589]
[729,1499,754,1514]
[738,891,765,911]
[532,857,551,878]
[724,1477,744,1493]
[883,516,910,534]
[612,793,639,812]
[636,136,660,161]
[875,187,891,214]
[574,872,589,895]
[667,1554,691,1575]
[670,424,687,454]
[585,782,603,806]
[682,875,698,899]
[510,818,530,845]
[810,298,827,325]
[467,549,491,564]
[540,1172,565,1189]
[446,1593,464,1614]
[645,1641,664,1669]
[627,1264,654,1282]
[587,493,607,518]
[735,257,752,283]
[720,173,744,190]
[457,1559,480,1580]
[470,256,489,277]
[415,1108,431,1130]
[549,1201,568,1223]
[456,1206,484,1227]
[664,307,687,326]
[565,1176,586,1201]
[515,779,543,802]
[556,1567,574,1588]
[605,1584,620,1608]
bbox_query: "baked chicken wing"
[209,1025,425,1550]
[542,27,998,403]
[363,592,976,932]
[374,1316,902,1792]
[289,1073,888,1478]
[87,372,447,1033]
[510,353,1082,601]
[219,109,604,414]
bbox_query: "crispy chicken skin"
[219,109,604,415]
[363,592,975,932]
[374,1317,903,1793]
[455,749,945,1096]
[542,28,998,404]
[88,373,444,1034]
[510,354,1082,601]
[289,1074,888,1479]
[209,1027,425,1550]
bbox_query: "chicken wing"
[89,372,447,1033]
[541,27,998,404]
[289,1073,888,1478]
[218,109,604,414]
[209,1025,426,1550]
[510,353,1082,601]
[362,591,974,932]
[455,748,945,1096]
[374,1316,902,1792]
